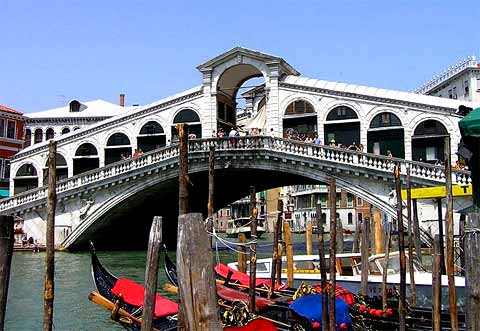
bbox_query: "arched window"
[138,121,166,152]
[285,100,315,115]
[74,143,99,175]
[107,133,131,146]
[412,120,448,163]
[73,127,81,131]
[283,100,317,139]
[368,112,405,158]
[105,133,132,165]
[34,129,43,144]
[46,128,55,140]
[14,163,38,194]
[43,153,68,183]
[172,109,202,141]
[348,213,353,225]
[24,129,31,148]
[61,127,70,135]
[324,106,360,146]
[326,106,358,121]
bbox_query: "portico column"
[404,128,412,161]
[265,64,280,136]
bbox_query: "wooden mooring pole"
[394,165,406,331]
[360,217,369,297]
[237,233,247,274]
[382,220,392,311]
[249,186,258,312]
[0,215,14,331]
[207,146,215,246]
[283,221,294,288]
[43,140,57,331]
[316,202,329,331]
[444,136,458,331]
[465,213,480,330]
[177,123,189,215]
[141,216,162,331]
[432,235,442,331]
[328,178,336,331]
[176,213,222,331]
[406,167,417,306]
[412,199,422,263]
[436,198,446,275]
[269,200,283,297]
[306,220,313,269]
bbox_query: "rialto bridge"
[3,47,477,249]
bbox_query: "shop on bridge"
[367,112,405,158]
[324,106,360,146]
[105,133,132,165]
[412,120,448,163]
[13,163,38,194]
[283,100,317,139]
[137,121,166,152]
[171,109,202,141]
[73,143,99,175]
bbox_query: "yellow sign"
[401,184,472,200]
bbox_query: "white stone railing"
[0,136,471,213]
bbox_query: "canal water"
[5,233,315,330]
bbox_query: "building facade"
[0,104,25,197]
[415,56,480,103]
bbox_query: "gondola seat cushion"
[215,264,283,290]
[224,318,278,331]
[111,278,178,318]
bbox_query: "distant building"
[23,95,132,148]
[0,104,25,198]
[415,56,480,102]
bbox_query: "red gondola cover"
[224,318,278,331]
[216,284,274,310]
[311,284,355,306]
[111,278,178,318]
[215,264,283,290]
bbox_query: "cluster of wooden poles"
[0,130,479,331]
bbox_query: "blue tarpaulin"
[289,294,352,328]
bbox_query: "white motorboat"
[227,251,465,310]
[225,217,266,238]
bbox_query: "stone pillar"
[265,64,280,136]
[404,128,412,161]
[200,70,216,138]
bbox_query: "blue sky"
[1,0,479,113]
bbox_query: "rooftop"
[26,99,132,119]
[0,104,23,115]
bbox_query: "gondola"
[89,242,285,331]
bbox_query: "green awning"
[459,107,480,138]
[0,189,9,198]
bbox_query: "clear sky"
[1,0,479,113]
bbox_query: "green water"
[5,233,308,331]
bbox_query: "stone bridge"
[0,136,471,250]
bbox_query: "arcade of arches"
[171,109,202,141]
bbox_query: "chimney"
[119,93,125,107]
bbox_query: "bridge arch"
[73,142,100,175]
[34,128,43,144]
[105,132,132,164]
[411,118,449,163]
[45,127,55,140]
[61,127,71,135]
[367,111,405,158]
[13,162,39,194]
[324,104,361,146]
[171,108,202,141]
[282,98,318,139]
[136,120,166,152]
[42,152,68,184]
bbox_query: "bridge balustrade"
[0,136,471,213]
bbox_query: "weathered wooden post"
[141,217,162,331]
[432,235,442,331]
[176,213,222,331]
[394,165,406,331]
[412,199,422,263]
[465,213,480,330]
[276,242,283,286]
[207,145,215,246]
[436,198,446,274]
[373,210,383,254]
[328,178,337,331]
[177,123,189,215]
[352,214,361,253]
[249,186,258,312]
[360,217,369,297]
[43,140,57,331]
[336,216,344,254]
[283,221,294,288]
[270,200,283,295]
[0,215,14,331]
[406,167,417,306]
[316,202,329,331]
[238,233,247,274]
[382,220,392,311]
[444,136,458,331]
[306,220,313,269]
